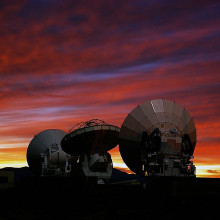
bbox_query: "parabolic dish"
[27,129,67,175]
[119,99,196,174]
[61,120,120,155]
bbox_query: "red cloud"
[207,170,220,174]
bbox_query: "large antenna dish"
[119,99,196,175]
[61,119,120,155]
[26,129,67,175]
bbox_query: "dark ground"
[0,176,219,220]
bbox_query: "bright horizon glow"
[113,161,220,178]
[0,143,219,178]
[0,162,28,169]
[195,165,220,178]
[1,154,220,178]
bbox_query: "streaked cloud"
[196,165,220,178]
[0,0,219,177]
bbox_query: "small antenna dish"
[26,129,67,175]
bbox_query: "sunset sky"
[0,0,219,178]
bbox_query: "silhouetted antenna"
[26,129,67,175]
[61,119,120,183]
[119,99,196,177]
